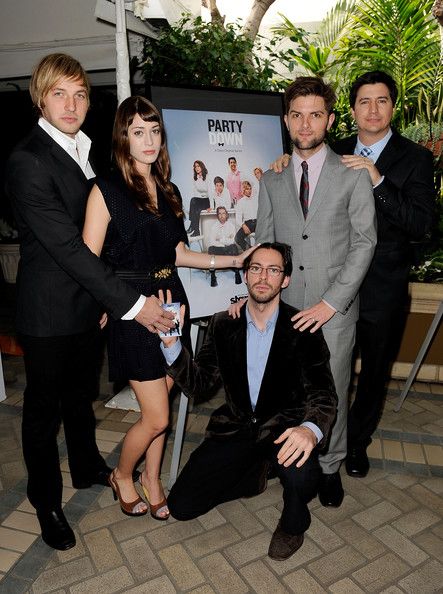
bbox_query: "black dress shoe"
[72,467,140,489]
[37,508,76,551]
[346,447,370,478]
[318,471,344,507]
[268,523,304,560]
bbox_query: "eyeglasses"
[247,265,284,277]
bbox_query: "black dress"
[96,172,190,381]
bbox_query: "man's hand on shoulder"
[291,301,335,333]
[275,426,317,468]
[269,153,291,173]
[340,154,382,186]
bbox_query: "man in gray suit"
[256,76,377,507]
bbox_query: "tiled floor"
[0,354,442,593]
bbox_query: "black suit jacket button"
[251,416,257,424]
[299,265,304,271]
[302,234,308,240]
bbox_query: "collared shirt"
[39,117,145,319]
[291,144,328,207]
[209,220,236,247]
[235,193,258,225]
[38,117,95,179]
[355,128,393,163]
[161,305,323,442]
[211,188,232,210]
[227,169,242,201]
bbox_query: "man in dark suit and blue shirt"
[335,71,435,477]
[4,53,174,550]
[159,243,337,561]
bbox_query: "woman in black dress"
[83,96,251,519]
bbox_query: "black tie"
[300,161,309,218]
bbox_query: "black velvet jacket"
[167,302,337,448]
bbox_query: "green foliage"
[140,15,281,91]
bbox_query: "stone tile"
[340,476,381,506]
[198,552,249,594]
[124,576,177,594]
[0,526,37,552]
[392,508,440,536]
[352,553,410,592]
[120,536,163,581]
[224,532,270,567]
[414,531,443,560]
[283,568,326,594]
[307,545,366,586]
[254,505,281,532]
[55,530,86,563]
[217,499,265,538]
[402,442,426,464]
[158,544,205,591]
[329,578,365,593]
[196,507,226,531]
[2,511,41,534]
[95,440,117,453]
[189,587,217,594]
[79,504,135,533]
[95,429,125,443]
[382,439,404,462]
[408,483,443,515]
[334,519,386,560]
[398,559,443,594]
[16,498,35,514]
[240,559,289,594]
[69,566,134,594]
[146,518,204,549]
[307,514,345,552]
[31,558,95,593]
[373,525,429,566]
[367,438,383,459]
[423,444,443,466]
[369,479,418,512]
[0,548,21,572]
[386,474,418,489]
[185,523,242,558]
[83,527,123,572]
[379,588,404,594]
[110,515,156,542]
[352,501,402,530]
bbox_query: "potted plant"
[0,218,19,283]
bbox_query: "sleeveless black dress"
[96,172,190,382]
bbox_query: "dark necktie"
[299,160,309,218]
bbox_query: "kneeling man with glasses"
[159,242,337,560]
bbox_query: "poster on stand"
[150,85,287,319]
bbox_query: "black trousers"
[188,196,210,234]
[168,435,321,535]
[348,307,406,449]
[235,219,256,251]
[20,328,108,511]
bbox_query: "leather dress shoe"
[37,508,76,551]
[72,467,140,489]
[268,523,304,560]
[346,447,370,477]
[318,471,344,507]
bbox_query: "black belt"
[115,265,176,281]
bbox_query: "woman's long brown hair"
[112,96,183,217]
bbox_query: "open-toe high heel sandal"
[109,471,147,517]
[139,476,170,521]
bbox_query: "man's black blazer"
[332,130,435,312]
[5,125,139,337]
[166,302,337,448]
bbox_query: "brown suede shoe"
[268,523,304,560]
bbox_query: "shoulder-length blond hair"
[112,96,183,217]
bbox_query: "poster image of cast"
[151,87,285,318]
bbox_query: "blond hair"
[30,53,90,113]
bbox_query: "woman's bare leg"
[112,377,169,508]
